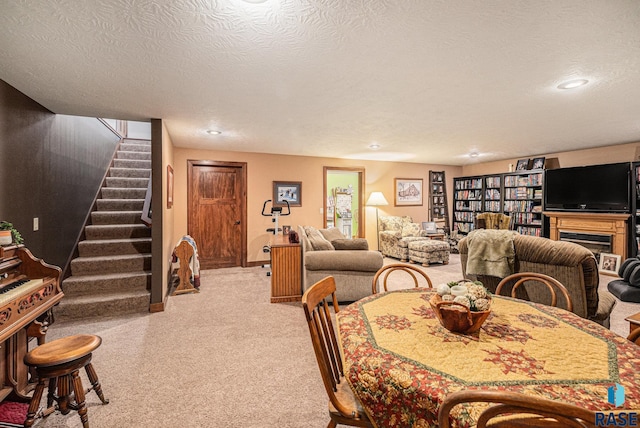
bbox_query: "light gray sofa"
[298,225,383,302]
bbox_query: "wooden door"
[188,161,247,269]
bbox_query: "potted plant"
[0,221,24,246]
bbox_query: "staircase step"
[105,177,149,189]
[113,159,151,169]
[71,253,151,275]
[53,289,150,322]
[78,238,151,256]
[123,138,150,145]
[85,224,151,239]
[116,151,151,161]
[62,271,151,295]
[96,199,145,211]
[101,187,147,199]
[120,142,151,153]
[91,211,144,225]
[109,167,150,178]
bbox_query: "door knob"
[235,220,241,225]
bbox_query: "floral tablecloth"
[337,288,640,427]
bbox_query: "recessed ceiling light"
[241,0,268,3]
[369,143,381,150]
[207,130,222,135]
[557,79,589,90]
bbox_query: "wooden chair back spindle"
[372,263,433,294]
[496,272,573,312]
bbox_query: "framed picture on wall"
[599,253,621,275]
[273,181,302,207]
[394,178,423,206]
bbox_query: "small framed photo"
[273,181,301,207]
[531,157,546,170]
[516,159,530,171]
[599,253,621,276]
[394,178,423,206]
[282,225,291,235]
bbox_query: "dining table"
[337,287,640,428]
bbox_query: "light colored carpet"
[32,254,637,427]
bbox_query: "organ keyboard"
[0,244,63,401]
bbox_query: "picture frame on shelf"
[515,159,530,171]
[531,157,546,170]
[394,178,423,206]
[599,253,621,276]
[273,181,302,207]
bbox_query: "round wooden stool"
[23,334,109,428]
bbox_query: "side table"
[269,234,302,303]
[625,312,640,334]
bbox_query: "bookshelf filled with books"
[502,170,544,236]
[452,176,483,234]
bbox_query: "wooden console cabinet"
[269,234,302,303]
[545,212,629,260]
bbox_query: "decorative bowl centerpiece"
[430,280,491,334]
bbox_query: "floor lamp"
[366,191,389,251]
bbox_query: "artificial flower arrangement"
[431,280,492,333]
[436,280,492,312]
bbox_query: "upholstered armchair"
[378,215,432,261]
[475,212,512,230]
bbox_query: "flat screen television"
[544,162,631,213]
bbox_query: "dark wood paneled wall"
[0,79,119,269]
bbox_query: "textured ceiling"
[1,0,640,165]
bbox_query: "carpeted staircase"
[55,138,152,321]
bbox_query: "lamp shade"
[366,191,389,207]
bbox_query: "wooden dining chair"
[371,263,433,294]
[627,328,640,345]
[302,276,374,428]
[495,272,573,312]
[438,390,596,428]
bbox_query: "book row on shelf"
[503,200,541,212]
[503,172,543,187]
[503,187,542,200]
[515,226,542,236]
[485,189,500,200]
[484,201,501,212]
[455,201,482,211]
[454,190,482,200]
[454,212,477,223]
[485,176,501,188]
[511,212,542,225]
[454,178,482,190]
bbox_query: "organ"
[0,244,63,400]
